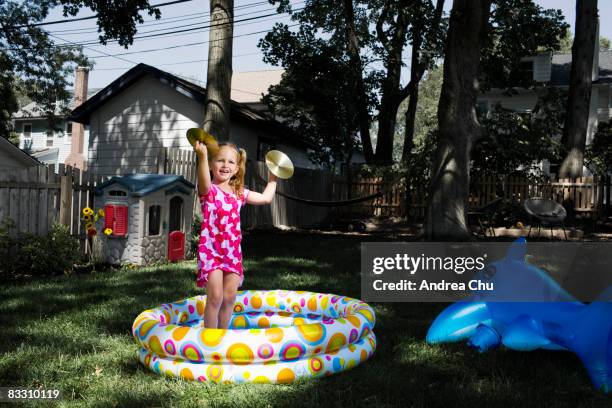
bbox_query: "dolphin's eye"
[483,265,497,279]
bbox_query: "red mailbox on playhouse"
[94,174,195,265]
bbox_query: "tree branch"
[376,3,391,47]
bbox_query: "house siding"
[87,74,313,177]
[88,75,200,177]
[533,53,552,83]
[16,118,90,171]
[478,93,540,112]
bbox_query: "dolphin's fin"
[467,324,501,352]
[505,237,527,262]
[501,316,551,351]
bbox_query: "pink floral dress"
[196,184,250,288]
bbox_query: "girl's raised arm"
[246,172,278,205]
[195,141,211,195]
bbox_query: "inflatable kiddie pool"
[132,290,377,384]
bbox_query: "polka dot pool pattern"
[132,290,377,384]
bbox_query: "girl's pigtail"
[232,147,247,197]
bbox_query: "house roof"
[94,174,195,197]
[31,147,59,162]
[13,88,102,119]
[231,69,284,104]
[0,136,42,167]
[551,50,612,86]
[70,63,313,149]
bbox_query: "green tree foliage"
[0,1,86,138]
[260,0,447,166]
[585,121,612,175]
[481,0,569,90]
[472,88,566,177]
[0,0,162,140]
[259,0,379,166]
[559,28,611,52]
[394,66,442,184]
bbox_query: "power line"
[48,0,282,35]
[46,32,139,65]
[7,0,195,29]
[69,7,294,44]
[5,9,299,52]
[83,25,298,59]
[65,9,302,47]
[92,51,263,71]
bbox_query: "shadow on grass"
[0,230,610,407]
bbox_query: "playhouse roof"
[95,174,195,197]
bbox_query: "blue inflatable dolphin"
[426,238,612,393]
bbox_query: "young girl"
[193,140,277,329]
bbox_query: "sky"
[40,0,612,91]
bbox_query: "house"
[12,87,101,171]
[231,69,284,112]
[68,63,317,178]
[477,45,612,175]
[0,136,40,170]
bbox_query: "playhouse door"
[168,196,185,261]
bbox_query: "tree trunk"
[342,0,374,163]
[426,0,491,241]
[375,84,401,165]
[401,24,423,163]
[401,84,419,163]
[559,0,598,178]
[203,0,234,141]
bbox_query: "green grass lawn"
[1,230,611,407]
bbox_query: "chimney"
[65,66,89,170]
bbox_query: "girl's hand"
[194,141,208,158]
[268,171,278,183]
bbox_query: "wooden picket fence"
[159,147,197,185]
[163,147,409,226]
[0,164,109,255]
[468,175,612,218]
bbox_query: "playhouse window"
[148,205,161,236]
[109,190,127,197]
[104,204,128,237]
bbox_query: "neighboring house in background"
[12,88,101,171]
[0,136,40,170]
[69,63,319,178]
[477,46,612,176]
[231,69,284,112]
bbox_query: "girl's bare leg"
[218,273,241,329]
[203,269,224,328]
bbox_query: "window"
[104,204,128,237]
[257,139,275,161]
[148,205,161,236]
[169,196,183,232]
[63,122,72,138]
[23,123,32,139]
[109,190,127,197]
[46,131,53,147]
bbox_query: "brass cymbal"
[265,150,294,179]
[187,128,219,156]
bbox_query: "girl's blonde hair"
[214,142,247,197]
